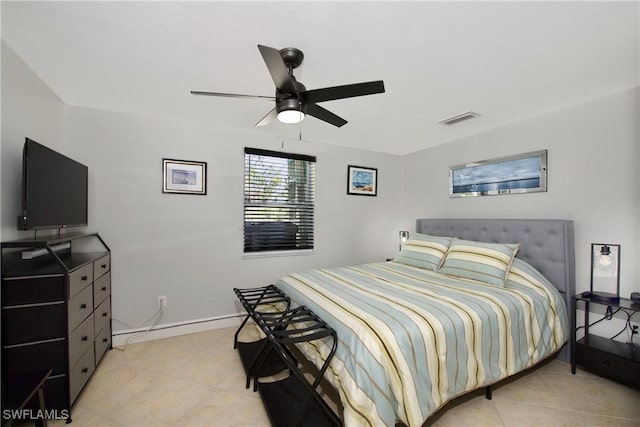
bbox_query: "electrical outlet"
[158,295,167,308]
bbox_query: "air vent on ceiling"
[438,111,480,126]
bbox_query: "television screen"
[18,138,88,230]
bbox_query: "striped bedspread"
[276,258,568,427]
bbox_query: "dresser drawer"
[5,339,67,377]
[94,255,110,280]
[69,313,95,367]
[576,342,640,387]
[94,297,111,334]
[95,323,112,363]
[4,374,67,414]
[69,347,95,404]
[68,284,93,332]
[2,303,66,345]
[69,264,93,298]
[2,274,65,305]
[93,272,111,308]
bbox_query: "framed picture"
[162,158,207,195]
[347,165,378,196]
[449,149,547,197]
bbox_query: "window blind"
[244,147,316,253]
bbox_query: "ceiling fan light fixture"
[277,109,305,124]
[277,98,305,124]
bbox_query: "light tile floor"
[49,327,640,427]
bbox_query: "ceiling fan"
[191,44,385,128]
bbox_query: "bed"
[275,218,575,427]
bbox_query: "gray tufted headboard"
[416,218,575,317]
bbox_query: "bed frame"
[416,218,575,361]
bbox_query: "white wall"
[64,106,404,331]
[402,87,640,338]
[1,42,67,242]
[1,41,405,337]
[403,87,639,298]
[4,41,639,342]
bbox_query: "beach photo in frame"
[162,158,207,195]
[347,165,378,196]
[449,149,547,197]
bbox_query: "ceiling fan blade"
[255,107,277,127]
[257,45,297,93]
[306,103,348,127]
[190,91,275,101]
[303,80,385,104]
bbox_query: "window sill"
[242,249,314,259]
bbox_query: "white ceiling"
[2,1,638,155]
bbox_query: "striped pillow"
[394,233,452,271]
[438,239,520,287]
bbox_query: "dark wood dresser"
[1,233,111,423]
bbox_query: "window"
[244,147,316,253]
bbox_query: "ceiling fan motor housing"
[277,97,306,114]
[276,76,307,114]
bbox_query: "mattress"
[275,258,568,427]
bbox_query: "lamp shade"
[590,243,620,303]
[399,231,409,252]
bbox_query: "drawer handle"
[81,275,88,281]
[101,286,107,291]
[102,338,108,343]
[81,336,88,341]
[81,367,88,374]
[102,264,107,269]
[102,312,108,317]
[80,303,87,309]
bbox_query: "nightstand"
[571,294,640,389]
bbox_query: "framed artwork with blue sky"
[347,165,378,196]
[449,150,547,197]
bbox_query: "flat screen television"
[18,138,88,230]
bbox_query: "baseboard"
[112,313,244,347]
